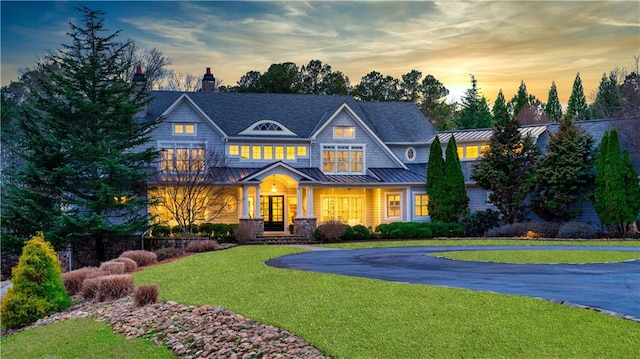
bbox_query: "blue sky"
[1,1,639,103]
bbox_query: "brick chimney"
[201,67,216,92]
[132,65,147,118]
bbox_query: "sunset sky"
[1,1,638,104]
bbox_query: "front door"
[261,195,284,231]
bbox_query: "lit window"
[173,123,196,135]
[264,146,273,160]
[241,145,250,159]
[414,194,429,217]
[334,126,355,139]
[286,146,295,160]
[229,145,239,156]
[466,146,479,159]
[161,145,205,171]
[457,146,464,159]
[297,145,307,157]
[322,145,365,174]
[321,196,364,225]
[387,194,401,218]
[252,146,262,160]
[275,146,284,160]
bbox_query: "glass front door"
[261,195,284,231]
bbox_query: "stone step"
[252,236,319,245]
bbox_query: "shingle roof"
[145,92,437,142]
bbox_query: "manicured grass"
[321,238,640,249]
[433,249,640,264]
[0,318,174,359]
[133,245,640,359]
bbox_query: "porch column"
[242,186,249,219]
[255,185,262,219]
[296,185,303,218]
[307,186,315,218]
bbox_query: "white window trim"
[412,191,429,219]
[385,192,402,220]
[238,120,296,136]
[172,123,197,136]
[158,141,207,172]
[405,147,416,162]
[320,195,366,225]
[321,143,366,175]
[333,126,356,139]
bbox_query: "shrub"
[486,222,560,238]
[95,274,134,302]
[154,247,184,261]
[186,240,220,253]
[557,222,598,239]
[375,224,390,238]
[99,261,126,275]
[151,224,171,237]
[84,269,111,280]
[81,277,102,301]
[416,228,433,239]
[317,220,347,242]
[198,222,216,236]
[461,209,501,237]
[171,225,183,235]
[0,232,70,329]
[119,250,158,267]
[431,222,465,237]
[200,223,232,239]
[63,266,99,295]
[389,228,404,239]
[233,221,257,244]
[111,257,138,273]
[351,225,372,240]
[133,284,159,306]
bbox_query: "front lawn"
[133,242,640,358]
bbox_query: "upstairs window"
[334,126,355,139]
[322,145,364,174]
[173,123,196,135]
[161,145,205,172]
[253,122,283,131]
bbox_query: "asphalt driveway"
[266,245,640,321]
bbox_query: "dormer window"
[173,123,196,135]
[254,122,283,131]
[334,126,355,139]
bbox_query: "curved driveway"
[266,245,640,320]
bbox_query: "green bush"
[416,228,433,239]
[375,224,390,238]
[557,222,598,239]
[198,222,216,235]
[209,223,233,240]
[343,225,371,241]
[376,222,433,239]
[1,232,70,329]
[389,229,404,239]
[461,209,501,237]
[431,222,465,237]
[150,224,171,237]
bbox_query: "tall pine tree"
[1,7,160,261]
[426,136,446,221]
[544,81,562,122]
[492,90,509,126]
[567,73,589,121]
[455,75,492,129]
[594,129,640,232]
[530,117,594,221]
[471,114,540,223]
[443,136,469,222]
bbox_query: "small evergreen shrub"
[171,225,183,235]
[375,224,390,238]
[317,220,347,242]
[0,232,70,329]
[186,240,220,253]
[389,228,404,239]
[133,284,159,306]
[151,224,171,237]
[461,209,501,237]
[154,247,184,261]
[431,222,465,237]
[350,225,372,240]
[99,261,126,275]
[111,257,138,273]
[119,250,158,267]
[557,222,598,239]
[95,275,134,302]
[416,228,433,239]
[198,222,216,236]
[63,266,99,295]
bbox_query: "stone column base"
[239,218,264,241]
[294,218,317,240]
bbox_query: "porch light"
[271,175,277,193]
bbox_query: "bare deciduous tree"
[152,144,232,234]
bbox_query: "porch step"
[252,235,319,245]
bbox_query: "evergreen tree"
[455,75,492,129]
[443,136,469,222]
[426,136,446,221]
[512,81,529,118]
[471,115,540,223]
[419,74,454,130]
[544,81,563,122]
[566,73,589,121]
[530,117,594,221]
[260,62,300,93]
[594,129,640,232]
[1,7,160,261]
[591,72,622,119]
[492,90,509,126]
